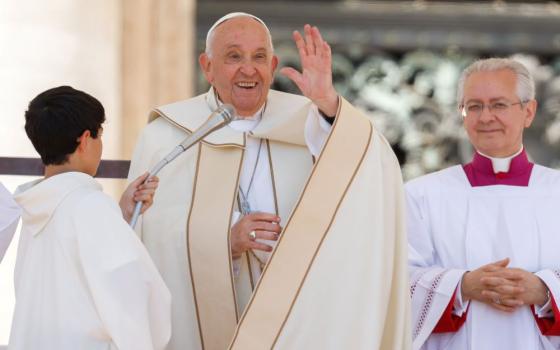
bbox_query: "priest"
[129,12,410,350]
[407,58,560,350]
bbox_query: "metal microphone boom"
[129,104,236,228]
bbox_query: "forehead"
[463,69,518,101]
[210,17,271,52]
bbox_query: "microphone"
[129,104,237,228]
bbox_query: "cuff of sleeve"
[535,292,553,318]
[433,286,469,333]
[452,277,470,316]
[304,106,332,157]
[533,269,560,335]
[313,105,335,131]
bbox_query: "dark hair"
[24,86,105,165]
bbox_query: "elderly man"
[408,57,560,350]
[129,12,410,350]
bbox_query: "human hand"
[481,267,549,308]
[230,212,282,259]
[461,258,524,312]
[119,172,159,223]
[280,24,339,117]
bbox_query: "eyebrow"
[465,97,512,104]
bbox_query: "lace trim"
[413,270,447,340]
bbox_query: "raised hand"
[280,24,339,117]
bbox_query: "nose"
[478,105,495,123]
[239,60,256,76]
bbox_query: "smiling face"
[462,69,537,157]
[199,16,278,117]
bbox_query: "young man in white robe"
[0,182,20,263]
[9,86,171,350]
[407,58,560,350]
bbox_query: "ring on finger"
[248,230,256,241]
[494,298,501,305]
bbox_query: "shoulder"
[405,165,465,197]
[266,90,312,112]
[531,164,560,186]
[70,189,120,217]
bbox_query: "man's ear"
[524,99,538,128]
[270,55,279,80]
[199,53,213,84]
[76,130,91,153]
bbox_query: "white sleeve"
[535,269,560,318]
[304,105,333,157]
[0,182,21,263]
[406,184,467,349]
[74,194,171,350]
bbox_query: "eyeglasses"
[460,101,528,118]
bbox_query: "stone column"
[121,0,196,160]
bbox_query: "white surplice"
[407,164,560,350]
[9,172,171,350]
[0,182,20,263]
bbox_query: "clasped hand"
[461,258,549,312]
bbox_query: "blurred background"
[0,0,559,346]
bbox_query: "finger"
[139,181,159,191]
[251,221,282,234]
[134,188,156,197]
[254,230,279,241]
[293,30,307,57]
[482,291,524,307]
[492,258,510,267]
[312,26,324,56]
[280,67,304,90]
[131,172,149,187]
[134,194,154,204]
[304,24,315,56]
[323,41,331,60]
[245,212,281,223]
[480,276,519,287]
[489,302,518,313]
[497,269,525,281]
[248,241,273,252]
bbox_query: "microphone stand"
[129,104,236,228]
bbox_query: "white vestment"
[129,90,411,350]
[10,172,171,350]
[0,182,20,262]
[407,164,560,350]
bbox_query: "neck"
[44,163,89,179]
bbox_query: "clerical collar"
[462,147,533,187]
[477,147,523,174]
[210,90,265,133]
[228,105,264,133]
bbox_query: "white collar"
[228,105,264,132]
[477,146,523,173]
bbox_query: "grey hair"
[204,12,274,58]
[456,58,535,106]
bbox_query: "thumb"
[280,67,304,90]
[131,172,149,188]
[493,257,510,267]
